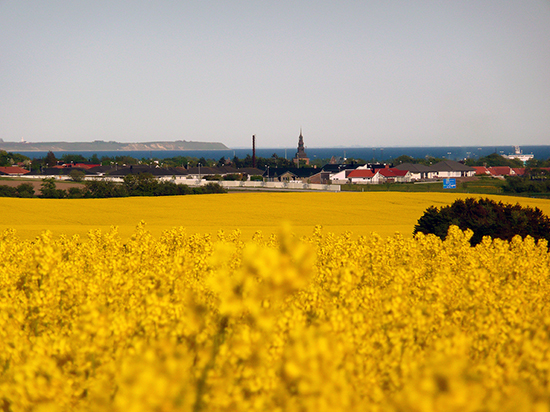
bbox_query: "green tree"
[232,156,242,168]
[60,154,87,164]
[44,151,57,167]
[464,152,523,168]
[392,155,416,165]
[123,173,158,196]
[30,158,43,172]
[90,154,101,164]
[84,180,127,198]
[0,185,17,197]
[16,183,35,198]
[199,183,226,194]
[99,155,139,165]
[66,187,85,198]
[0,150,30,167]
[69,169,86,182]
[40,178,66,198]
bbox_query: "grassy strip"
[340,177,505,194]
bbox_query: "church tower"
[293,129,310,166]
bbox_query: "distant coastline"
[0,140,229,152]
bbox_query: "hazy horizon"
[2,137,549,150]
[2,1,549,148]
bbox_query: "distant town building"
[293,129,309,166]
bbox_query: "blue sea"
[13,145,550,162]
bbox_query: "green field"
[340,176,506,194]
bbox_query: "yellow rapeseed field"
[1,223,550,411]
[1,192,550,411]
[1,192,550,240]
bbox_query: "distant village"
[1,132,549,191]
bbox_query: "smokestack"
[252,135,256,168]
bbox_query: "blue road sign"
[443,178,456,189]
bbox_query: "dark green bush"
[414,197,550,246]
[222,173,243,181]
[69,169,86,182]
[205,174,223,181]
[40,178,66,198]
[66,187,86,198]
[84,180,128,198]
[0,185,17,197]
[201,183,227,194]
[502,175,550,194]
[16,183,35,198]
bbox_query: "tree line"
[4,150,333,170]
[502,173,550,195]
[0,174,226,199]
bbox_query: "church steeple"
[294,129,310,166]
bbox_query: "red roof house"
[347,169,378,184]
[512,168,525,176]
[0,166,30,176]
[473,166,490,175]
[378,168,411,182]
[488,166,515,177]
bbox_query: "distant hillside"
[0,140,229,151]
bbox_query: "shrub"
[84,180,127,198]
[123,173,158,196]
[16,183,35,198]
[40,178,66,198]
[66,187,85,198]
[0,185,17,197]
[222,173,243,181]
[202,182,227,194]
[205,174,223,181]
[414,197,550,245]
[502,175,550,194]
[155,180,181,196]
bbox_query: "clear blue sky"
[1,1,549,148]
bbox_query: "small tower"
[293,129,309,166]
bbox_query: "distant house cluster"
[10,162,264,181]
[471,166,550,178]
[319,160,476,185]
[4,158,543,186]
[256,160,548,185]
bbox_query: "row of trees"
[502,174,550,194]
[7,149,550,173]
[391,155,445,166]
[35,151,140,170]
[392,152,550,169]
[32,151,334,170]
[0,183,36,198]
[0,175,226,199]
[464,153,524,168]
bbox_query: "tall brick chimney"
[252,135,256,168]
